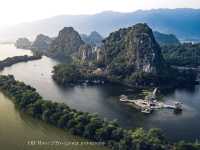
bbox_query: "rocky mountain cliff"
[51,23,197,87]
[49,27,84,59]
[31,34,52,53]
[78,44,94,62]
[15,38,31,49]
[38,23,170,75]
[103,23,168,77]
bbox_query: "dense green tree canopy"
[162,43,200,67]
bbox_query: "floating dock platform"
[120,95,182,114]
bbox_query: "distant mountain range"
[0,8,199,42]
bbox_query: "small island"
[15,38,32,49]
[50,24,197,89]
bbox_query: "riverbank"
[0,55,41,70]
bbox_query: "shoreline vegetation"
[52,63,198,90]
[0,75,199,150]
[0,54,42,70]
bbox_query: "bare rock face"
[95,47,105,63]
[31,34,52,53]
[103,23,167,75]
[78,44,93,62]
[49,27,84,59]
[15,38,31,49]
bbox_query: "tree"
[147,128,166,145]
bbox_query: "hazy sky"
[0,0,199,27]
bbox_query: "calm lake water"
[0,44,32,60]
[0,44,109,150]
[0,44,200,144]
